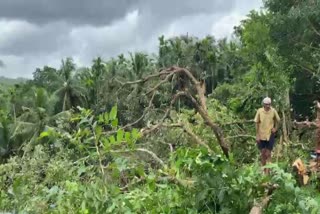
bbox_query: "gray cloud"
[0,21,70,55]
[139,0,234,23]
[0,0,138,25]
[0,60,5,68]
[0,0,235,26]
[0,0,262,78]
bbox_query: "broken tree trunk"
[293,101,320,151]
[249,196,271,214]
[291,101,320,186]
[292,158,309,186]
[119,66,229,157]
[249,183,278,214]
[156,67,229,157]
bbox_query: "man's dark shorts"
[258,133,275,151]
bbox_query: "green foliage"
[265,164,320,213]
[2,1,320,212]
[263,0,320,118]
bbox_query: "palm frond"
[34,87,48,108]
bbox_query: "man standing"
[254,97,281,174]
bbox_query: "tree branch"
[122,90,157,130]
[146,72,176,95]
[140,93,186,136]
[293,101,320,151]
[159,140,174,152]
[181,124,213,153]
[293,120,318,129]
[162,66,207,110]
[114,71,171,86]
[114,66,229,157]
[120,177,146,192]
[174,91,230,157]
[249,183,278,214]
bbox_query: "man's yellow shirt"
[254,107,281,141]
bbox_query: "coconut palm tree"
[52,58,87,112]
[77,57,107,108]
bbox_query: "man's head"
[262,97,271,110]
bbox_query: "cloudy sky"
[0,0,262,78]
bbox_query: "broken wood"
[292,158,309,186]
[249,183,278,214]
[249,196,271,214]
[293,101,320,151]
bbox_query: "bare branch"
[173,91,230,157]
[293,120,318,129]
[146,72,176,95]
[114,71,171,86]
[136,148,166,167]
[249,196,271,214]
[140,93,186,136]
[159,140,174,152]
[162,123,213,153]
[120,177,146,192]
[164,66,199,86]
[122,91,157,130]
[114,66,230,157]
[292,101,320,151]
[160,123,183,128]
[182,124,213,153]
[250,183,278,214]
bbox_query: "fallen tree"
[115,66,230,157]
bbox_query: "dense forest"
[1,0,320,213]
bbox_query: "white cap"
[263,97,271,104]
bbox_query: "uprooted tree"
[291,101,320,186]
[116,66,230,158]
[294,101,320,152]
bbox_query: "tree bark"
[249,196,271,214]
